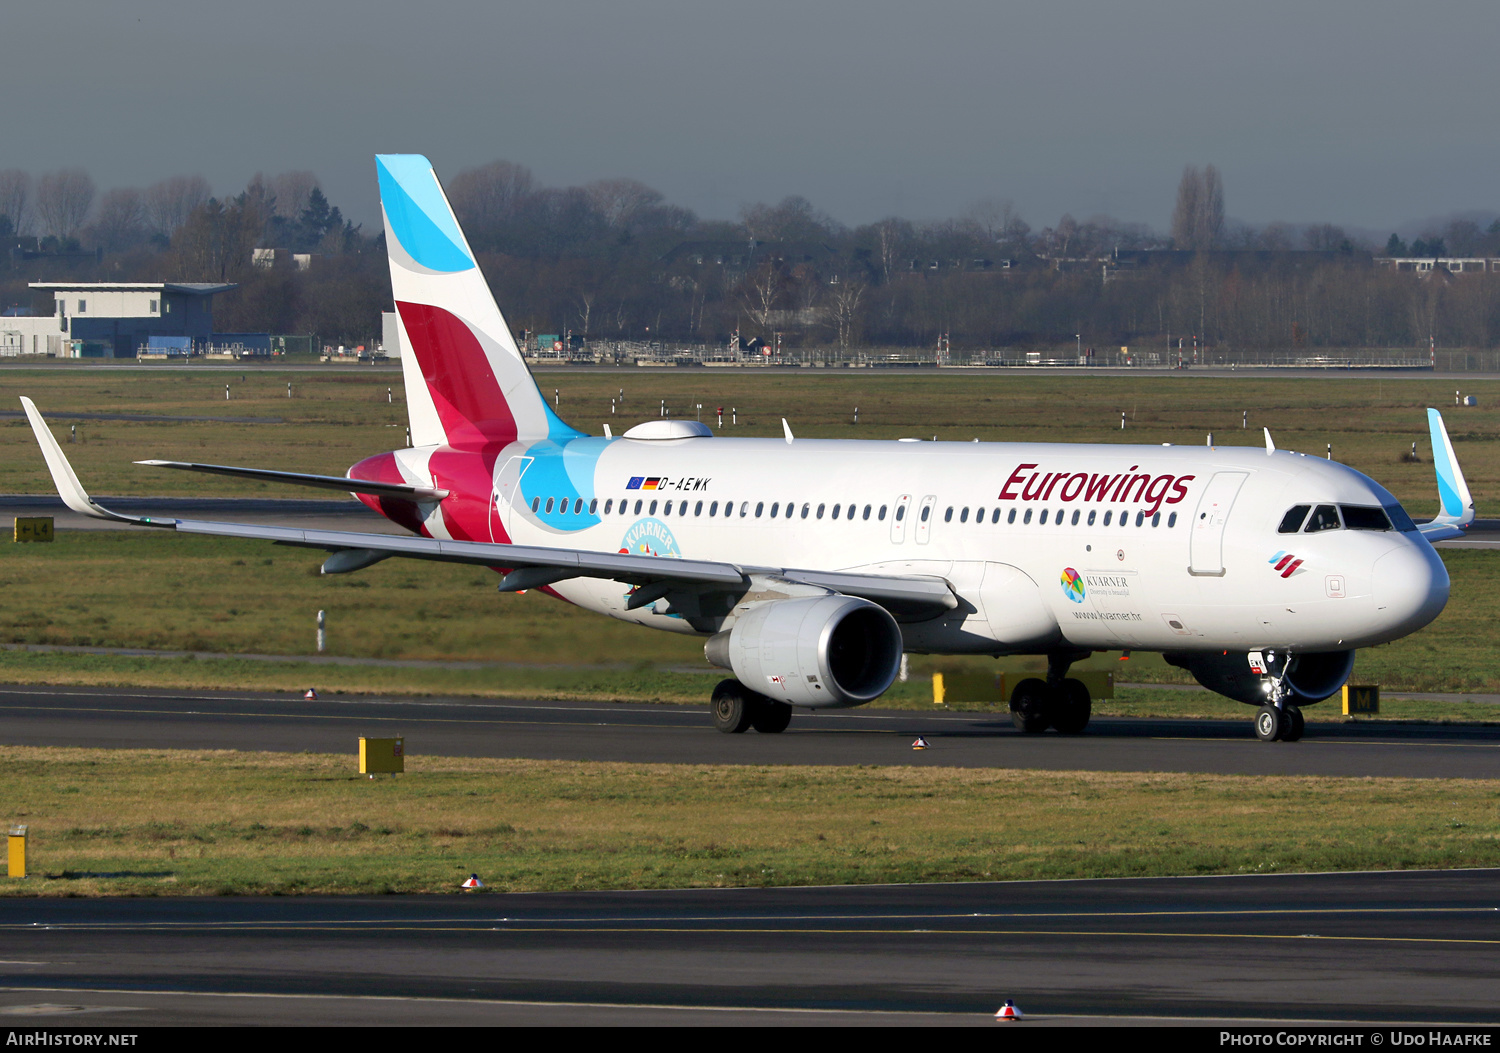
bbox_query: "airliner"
[21,154,1475,743]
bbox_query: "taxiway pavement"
[0,870,1495,1025]
[0,685,1495,779]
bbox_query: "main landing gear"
[1254,704,1304,742]
[1009,654,1093,734]
[712,679,793,734]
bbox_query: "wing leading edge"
[20,398,957,615]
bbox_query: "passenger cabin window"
[755,502,764,517]
[589,499,598,514]
[1023,509,1032,524]
[862,504,872,520]
[695,501,704,516]
[878,505,887,521]
[1071,510,1080,526]
[769,502,778,517]
[1278,505,1311,533]
[1087,510,1096,526]
[1103,511,1112,526]
[634,500,643,514]
[1341,505,1392,531]
[604,499,613,514]
[919,505,930,522]
[959,508,969,523]
[1007,509,1016,524]
[895,504,905,521]
[1304,504,1340,532]
[545,498,554,513]
[531,497,540,512]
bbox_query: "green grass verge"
[3,747,1496,897]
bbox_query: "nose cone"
[1372,542,1449,640]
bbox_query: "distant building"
[1376,257,1500,274]
[0,282,235,358]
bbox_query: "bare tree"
[1171,164,1225,250]
[448,160,534,232]
[741,259,784,335]
[268,170,317,220]
[1303,223,1348,252]
[0,170,31,234]
[583,178,662,228]
[35,169,96,240]
[827,277,865,350]
[144,175,211,239]
[88,187,147,251]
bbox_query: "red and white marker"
[461,874,484,890]
[303,688,318,700]
[912,736,929,750]
[995,1000,1024,1021]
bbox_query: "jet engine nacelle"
[705,595,903,708]
[1166,649,1356,706]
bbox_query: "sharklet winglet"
[19,397,172,527]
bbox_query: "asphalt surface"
[1,684,1496,779]
[0,870,1495,1025]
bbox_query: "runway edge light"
[304,688,318,700]
[462,874,483,890]
[995,1000,1023,1021]
[911,736,929,750]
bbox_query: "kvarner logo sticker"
[1060,567,1086,603]
[620,518,682,558]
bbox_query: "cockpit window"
[1340,505,1392,531]
[1304,504,1341,532]
[1278,505,1311,534]
[1383,503,1419,532]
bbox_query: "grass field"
[2,746,1496,897]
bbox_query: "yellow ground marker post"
[1342,685,1380,716]
[359,737,404,776]
[13,517,53,542]
[8,825,27,879]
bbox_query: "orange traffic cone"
[995,999,1024,1021]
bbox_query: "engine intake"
[1165,649,1355,706]
[705,595,903,708]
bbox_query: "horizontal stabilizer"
[136,460,448,501]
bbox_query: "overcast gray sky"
[7,0,1496,234]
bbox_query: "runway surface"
[1,684,1496,779]
[0,870,1495,1025]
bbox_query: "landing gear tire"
[1282,705,1304,742]
[1010,678,1053,733]
[712,679,756,734]
[1254,705,1283,742]
[1052,678,1092,735]
[750,700,793,734]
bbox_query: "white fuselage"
[401,434,1449,659]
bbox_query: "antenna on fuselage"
[783,418,794,444]
[1263,427,1276,454]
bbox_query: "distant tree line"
[0,161,1498,351]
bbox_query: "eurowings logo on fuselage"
[1269,551,1305,578]
[999,464,1196,517]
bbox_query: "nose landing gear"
[1254,704,1304,742]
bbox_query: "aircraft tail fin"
[376,154,581,449]
[1426,407,1474,530]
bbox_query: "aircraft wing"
[21,398,957,615]
[1420,408,1476,542]
[135,459,449,501]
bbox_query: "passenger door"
[1188,471,1248,575]
[491,455,533,542]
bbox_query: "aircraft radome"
[21,155,1475,742]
